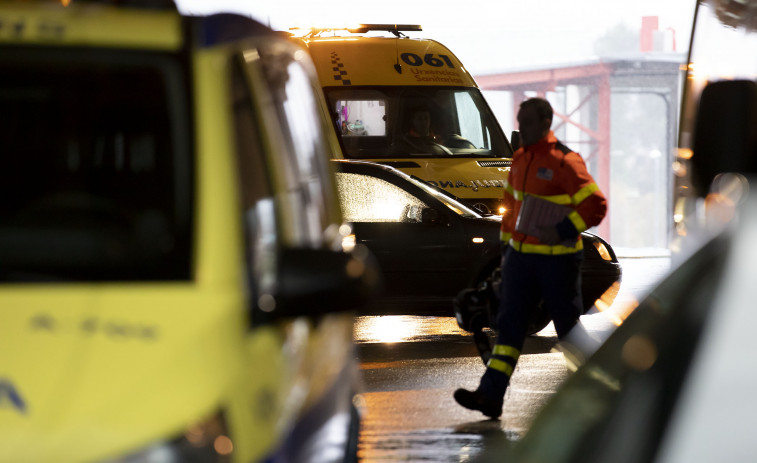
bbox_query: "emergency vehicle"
[0,1,377,462]
[292,25,514,215]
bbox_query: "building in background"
[477,17,684,254]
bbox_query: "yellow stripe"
[503,181,514,194]
[572,183,599,205]
[492,345,520,359]
[487,358,514,376]
[509,238,583,255]
[500,231,512,242]
[528,192,572,205]
[568,210,587,232]
[512,190,572,205]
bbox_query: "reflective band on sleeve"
[568,209,587,232]
[486,358,514,377]
[503,181,513,195]
[500,231,512,242]
[572,183,599,205]
[492,344,521,360]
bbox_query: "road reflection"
[354,315,469,344]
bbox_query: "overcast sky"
[176,0,696,74]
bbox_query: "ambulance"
[0,1,377,462]
[292,25,514,215]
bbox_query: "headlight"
[593,241,613,261]
[102,413,233,463]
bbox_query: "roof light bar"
[348,24,422,33]
[293,24,422,38]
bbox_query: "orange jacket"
[501,131,607,255]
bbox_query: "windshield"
[324,86,511,159]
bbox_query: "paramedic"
[454,97,607,419]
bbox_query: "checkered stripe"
[330,52,351,86]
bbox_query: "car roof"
[332,159,492,219]
[331,158,410,176]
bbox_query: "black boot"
[453,388,503,419]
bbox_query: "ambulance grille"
[477,160,512,168]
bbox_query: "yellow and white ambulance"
[292,25,514,215]
[0,2,377,462]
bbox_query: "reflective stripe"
[509,238,583,255]
[511,184,599,207]
[568,209,587,232]
[500,231,512,242]
[512,190,572,205]
[528,192,572,205]
[487,358,514,376]
[503,181,514,195]
[572,183,599,205]
[492,344,520,359]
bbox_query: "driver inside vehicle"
[391,105,450,155]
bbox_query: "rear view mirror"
[263,245,381,319]
[692,80,757,195]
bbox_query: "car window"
[335,172,428,223]
[0,48,192,282]
[325,86,511,159]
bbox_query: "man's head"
[517,98,553,147]
[408,106,431,137]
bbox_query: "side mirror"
[510,130,522,152]
[421,207,446,225]
[692,80,757,195]
[260,244,382,319]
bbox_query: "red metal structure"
[474,56,683,243]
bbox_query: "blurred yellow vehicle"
[291,25,515,215]
[0,1,378,462]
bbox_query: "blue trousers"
[478,246,583,398]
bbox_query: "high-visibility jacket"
[501,131,607,255]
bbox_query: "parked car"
[332,159,621,323]
[0,2,378,462]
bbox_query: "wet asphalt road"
[353,256,671,462]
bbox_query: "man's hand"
[536,225,561,245]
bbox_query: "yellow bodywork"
[0,2,182,50]
[0,4,357,463]
[303,36,477,88]
[297,34,511,211]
